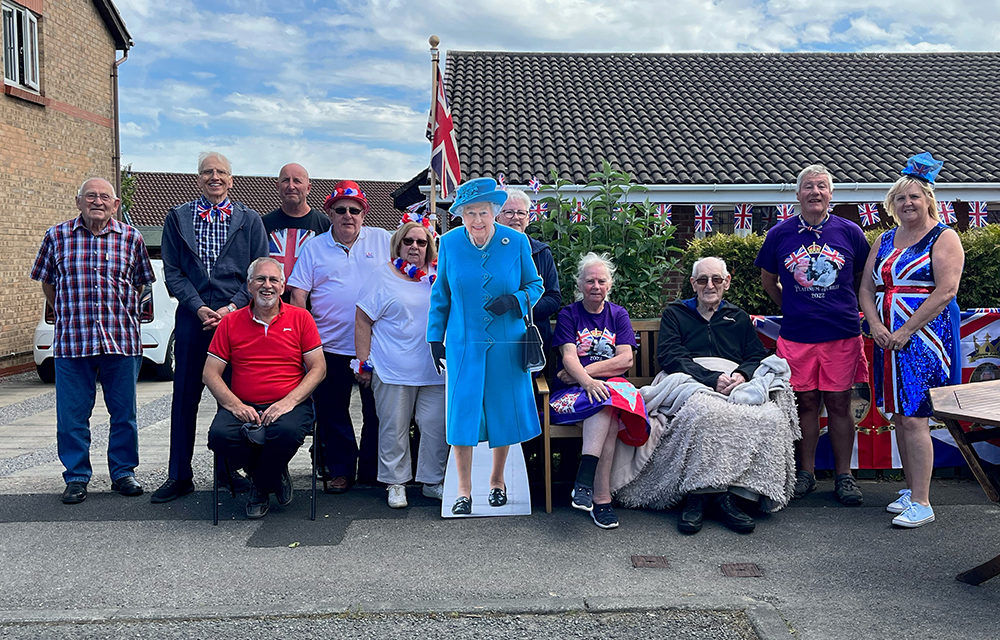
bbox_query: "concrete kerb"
[0,595,793,638]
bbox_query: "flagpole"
[428,35,447,233]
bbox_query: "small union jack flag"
[734,204,753,231]
[776,204,796,221]
[784,246,809,271]
[528,176,541,194]
[652,203,672,225]
[969,201,989,228]
[694,204,713,233]
[820,244,845,269]
[938,200,956,224]
[529,200,547,222]
[570,200,586,223]
[496,172,507,188]
[858,203,880,227]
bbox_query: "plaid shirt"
[30,216,155,358]
[194,196,231,274]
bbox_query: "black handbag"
[522,291,546,373]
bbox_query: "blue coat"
[427,224,544,447]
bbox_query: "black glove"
[430,341,446,375]
[485,294,519,316]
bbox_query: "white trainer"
[387,484,407,508]
[422,482,444,500]
[892,502,935,528]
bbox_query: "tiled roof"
[127,172,405,230]
[445,51,1000,185]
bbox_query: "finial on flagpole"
[429,35,440,48]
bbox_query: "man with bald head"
[153,151,268,503]
[31,178,155,504]
[262,163,330,296]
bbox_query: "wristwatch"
[227,303,237,312]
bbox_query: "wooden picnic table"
[928,379,1000,585]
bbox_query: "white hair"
[796,164,834,193]
[247,257,285,283]
[501,188,532,211]
[575,252,615,300]
[198,151,232,175]
[691,256,729,278]
[77,177,116,198]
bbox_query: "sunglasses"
[694,275,726,286]
[401,237,428,247]
[333,206,363,215]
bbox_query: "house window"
[2,1,39,91]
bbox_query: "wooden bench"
[928,379,1000,585]
[535,318,660,513]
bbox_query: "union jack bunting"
[776,204,796,221]
[938,200,956,224]
[652,203,672,225]
[427,62,461,198]
[528,176,541,193]
[858,203,881,227]
[969,201,989,228]
[694,204,713,233]
[497,172,507,188]
[734,204,753,231]
[529,200,547,222]
[570,200,586,223]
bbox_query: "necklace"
[392,258,436,284]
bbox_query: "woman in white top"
[355,221,447,508]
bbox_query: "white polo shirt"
[288,226,391,355]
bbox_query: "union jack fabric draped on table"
[776,203,796,221]
[528,176,541,193]
[968,201,989,228]
[694,204,713,233]
[858,203,880,227]
[426,62,461,198]
[652,203,672,225]
[937,200,956,224]
[734,204,753,231]
[529,200,547,222]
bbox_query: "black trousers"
[168,307,214,482]
[313,352,379,483]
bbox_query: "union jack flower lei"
[393,258,436,285]
[349,358,373,374]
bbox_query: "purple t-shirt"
[755,214,870,343]
[552,301,636,386]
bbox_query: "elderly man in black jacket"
[657,256,769,534]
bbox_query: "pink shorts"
[777,335,868,392]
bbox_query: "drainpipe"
[111,49,128,218]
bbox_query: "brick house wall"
[0,0,121,370]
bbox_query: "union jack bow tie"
[797,214,828,239]
[196,199,232,221]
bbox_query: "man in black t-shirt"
[262,163,331,299]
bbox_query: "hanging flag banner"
[694,204,713,233]
[734,204,753,233]
[528,176,541,194]
[570,200,586,223]
[652,203,672,226]
[529,200,547,222]
[776,203,796,221]
[496,172,506,188]
[858,203,881,227]
[968,201,989,228]
[938,200,956,224]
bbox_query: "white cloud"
[121,121,149,138]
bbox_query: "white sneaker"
[892,502,935,528]
[422,482,444,500]
[387,484,407,508]
[886,489,912,514]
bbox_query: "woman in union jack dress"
[859,153,964,529]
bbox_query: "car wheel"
[152,333,175,381]
[36,360,55,384]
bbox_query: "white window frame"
[2,1,39,91]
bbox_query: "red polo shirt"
[207,302,322,404]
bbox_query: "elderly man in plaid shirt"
[31,177,155,504]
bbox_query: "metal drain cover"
[720,562,763,577]
[631,555,669,568]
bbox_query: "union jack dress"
[872,223,961,417]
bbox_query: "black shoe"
[216,468,251,494]
[150,478,194,503]
[111,475,143,496]
[451,495,472,515]
[713,493,756,534]
[678,494,705,534]
[488,486,507,507]
[277,466,293,506]
[246,485,269,519]
[61,481,88,504]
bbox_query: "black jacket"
[657,298,768,388]
[529,236,561,350]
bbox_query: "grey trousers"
[372,372,448,485]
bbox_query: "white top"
[356,262,443,386]
[288,226,391,355]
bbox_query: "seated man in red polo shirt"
[204,257,326,518]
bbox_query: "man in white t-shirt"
[287,180,390,492]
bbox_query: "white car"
[33,259,178,383]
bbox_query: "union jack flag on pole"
[858,203,880,227]
[938,200,956,224]
[776,204,796,221]
[427,62,461,199]
[652,203,672,225]
[734,204,753,232]
[528,176,541,193]
[529,200,547,222]
[695,204,713,233]
[969,201,989,228]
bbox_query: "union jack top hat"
[324,180,369,213]
[901,152,943,186]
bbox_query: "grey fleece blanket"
[611,355,800,511]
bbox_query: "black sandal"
[488,486,507,507]
[451,495,472,515]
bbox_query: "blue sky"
[114,0,998,181]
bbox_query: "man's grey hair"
[76,177,116,198]
[574,251,615,300]
[691,256,729,278]
[198,151,232,175]
[796,164,834,193]
[247,257,285,283]
[500,188,532,212]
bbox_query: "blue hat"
[901,152,943,185]
[449,177,508,215]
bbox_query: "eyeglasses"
[500,209,529,219]
[333,206,363,215]
[199,168,231,177]
[401,237,428,247]
[694,275,726,286]
[251,275,283,285]
[82,193,115,203]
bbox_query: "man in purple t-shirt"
[755,164,870,506]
